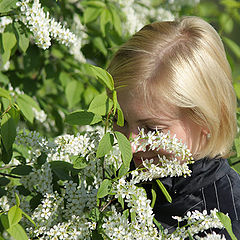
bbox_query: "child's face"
[113,89,206,168]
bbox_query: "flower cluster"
[16,0,78,49]
[131,128,193,162]
[131,156,192,183]
[48,131,100,162]
[5,127,228,239]
[32,107,47,123]
[20,162,53,194]
[102,206,158,240]
[0,16,12,33]
[63,180,97,219]
[169,209,225,239]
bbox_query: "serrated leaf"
[97,179,112,198]
[82,0,106,7]
[116,106,124,127]
[65,110,102,125]
[8,205,22,227]
[93,37,108,56]
[13,22,29,53]
[16,94,40,123]
[0,0,18,13]
[84,7,102,24]
[90,65,114,90]
[114,131,132,168]
[88,92,113,116]
[65,80,83,108]
[0,87,11,100]
[96,132,114,158]
[156,179,172,203]
[216,212,237,240]
[72,156,88,169]
[11,165,33,176]
[110,5,122,36]
[100,8,111,37]
[118,162,129,177]
[2,28,16,52]
[7,223,28,240]
[1,113,16,151]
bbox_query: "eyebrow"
[136,117,170,124]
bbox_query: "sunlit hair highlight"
[108,16,237,159]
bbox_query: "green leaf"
[112,90,117,114]
[0,0,18,13]
[7,223,28,240]
[221,0,240,8]
[118,195,124,209]
[65,80,83,108]
[223,37,240,58]
[100,8,111,37]
[0,214,9,229]
[114,131,132,168]
[118,162,129,177]
[89,65,114,90]
[0,87,11,100]
[93,37,108,56]
[11,165,33,176]
[97,179,112,198]
[219,14,234,34]
[82,0,106,7]
[116,106,124,127]
[65,110,102,125]
[0,72,9,84]
[15,193,20,207]
[22,211,36,227]
[0,177,10,186]
[96,132,114,158]
[1,113,16,151]
[216,212,237,240]
[153,218,164,232]
[234,137,240,157]
[8,205,22,227]
[84,7,102,24]
[72,156,88,169]
[2,27,17,52]
[1,49,11,65]
[16,94,40,123]
[88,92,113,116]
[156,179,172,203]
[13,22,29,53]
[109,5,122,36]
[187,231,194,240]
[151,188,157,208]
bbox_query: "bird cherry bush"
[1,0,240,239]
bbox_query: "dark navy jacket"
[143,157,240,239]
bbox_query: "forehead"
[117,88,180,121]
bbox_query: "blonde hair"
[108,16,237,159]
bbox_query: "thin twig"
[0,172,21,179]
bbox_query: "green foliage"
[0,0,240,238]
[216,212,237,240]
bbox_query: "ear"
[201,127,211,139]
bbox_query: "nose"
[129,130,140,153]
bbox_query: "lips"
[133,155,160,168]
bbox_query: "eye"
[144,126,163,133]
